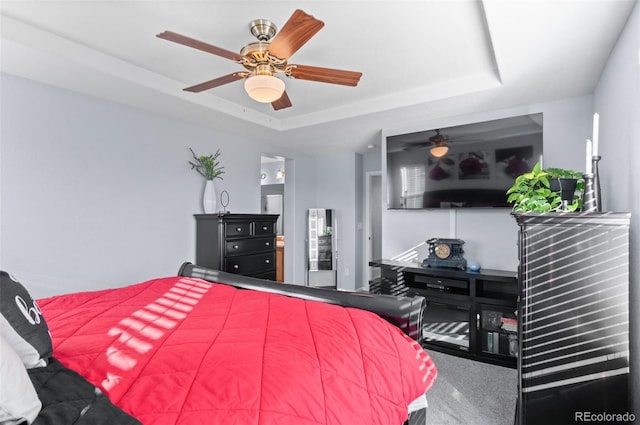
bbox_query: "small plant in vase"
[189,148,225,181]
[189,148,225,213]
[506,161,584,212]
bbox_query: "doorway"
[364,171,382,288]
[260,155,286,282]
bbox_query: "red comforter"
[38,276,436,424]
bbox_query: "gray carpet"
[424,350,517,425]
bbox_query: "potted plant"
[189,148,225,181]
[545,167,584,208]
[506,162,584,212]
[189,148,225,213]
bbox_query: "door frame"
[363,171,382,290]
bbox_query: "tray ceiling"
[1,1,635,155]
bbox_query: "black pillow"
[29,358,142,425]
[0,271,53,368]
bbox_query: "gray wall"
[593,0,639,411]
[0,76,620,298]
[312,153,361,291]
[0,74,313,297]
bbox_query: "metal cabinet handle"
[264,241,270,246]
[262,226,268,230]
[236,227,242,232]
[233,245,239,249]
[233,264,239,269]
[265,259,270,264]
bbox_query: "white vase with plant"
[189,148,225,213]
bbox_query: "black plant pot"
[550,178,578,202]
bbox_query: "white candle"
[586,139,593,174]
[592,112,599,157]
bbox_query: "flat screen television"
[386,113,543,209]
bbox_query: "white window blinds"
[400,165,425,208]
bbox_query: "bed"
[0,263,437,425]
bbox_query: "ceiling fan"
[156,9,363,110]
[428,129,450,158]
[401,129,451,157]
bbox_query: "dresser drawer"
[225,237,275,256]
[254,220,276,236]
[225,252,276,275]
[224,221,251,237]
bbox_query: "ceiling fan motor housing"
[249,19,277,41]
[240,42,288,75]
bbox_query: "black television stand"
[369,259,518,368]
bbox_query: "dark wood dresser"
[514,212,631,425]
[195,213,279,280]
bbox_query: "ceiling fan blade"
[268,10,324,59]
[272,91,292,110]
[157,31,243,62]
[183,72,247,93]
[403,142,431,151]
[289,65,362,86]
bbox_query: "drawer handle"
[265,259,270,264]
[264,241,270,246]
[233,264,239,269]
[236,227,242,232]
[233,245,239,249]
[262,226,268,230]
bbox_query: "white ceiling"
[1,1,636,156]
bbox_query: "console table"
[370,259,518,368]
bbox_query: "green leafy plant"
[506,162,583,212]
[189,148,225,180]
[544,168,583,180]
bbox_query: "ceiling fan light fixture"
[430,144,449,158]
[244,75,285,103]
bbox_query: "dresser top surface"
[194,213,279,220]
